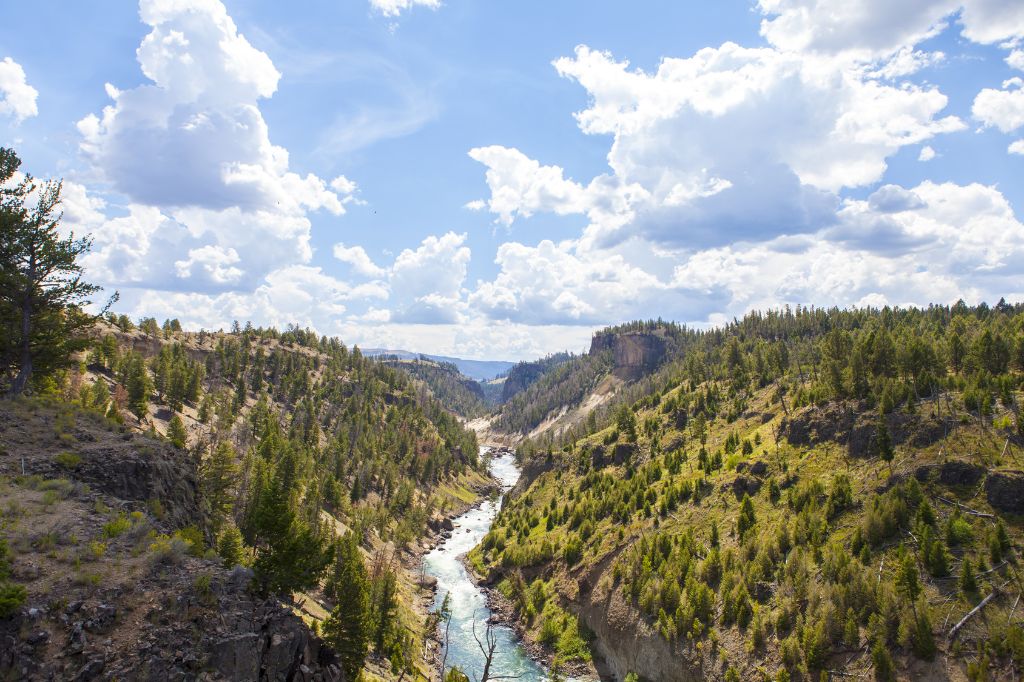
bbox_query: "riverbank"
[465,557,599,681]
[421,452,551,682]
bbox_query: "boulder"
[210,633,261,680]
[612,443,638,465]
[732,475,762,499]
[940,460,985,487]
[986,471,1024,514]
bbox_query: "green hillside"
[471,303,1024,681]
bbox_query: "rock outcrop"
[986,471,1024,514]
[782,402,949,457]
[0,402,343,682]
[590,331,667,381]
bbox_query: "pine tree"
[217,523,245,568]
[737,494,756,540]
[167,414,188,449]
[895,548,921,601]
[959,556,978,595]
[250,450,331,595]
[0,147,114,395]
[871,639,896,682]
[125,353,151,419]
[202,441,238,526]
[322,533,370,680]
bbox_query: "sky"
[1,0,1024,361]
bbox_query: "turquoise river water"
[422,449,550,681]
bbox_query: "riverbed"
[423,449,549,681]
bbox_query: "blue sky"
[2,0,1023,360]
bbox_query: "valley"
[2,225,1024,682]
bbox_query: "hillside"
[470,303,1024,681]
[0,315,494,681]
[0,399,343,680]
[491,320,693,440]
[376,355,491,419]
[364,350,514,383]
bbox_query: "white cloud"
[77,0,346,215]
[756,0,956,60]
[389,232,470,323]
[1010,50,1024,72]
[333,243,387,278]
[973,80,1024,133]
[958,0,1024,45]
[1010,139,1024,155]
[467,146,590,226]
[73,0,358,297]
[757,0,1024,60]
[469,43,962,251]
[870,48,945,79]
[174,245,243,284]
[0,57,39,122]
[919,145,936,161]
[369,0,440,18]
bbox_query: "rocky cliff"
[0,400,343,681]
[589,331,667,381]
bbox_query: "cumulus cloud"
[333,243,387,278]
[469,42,962,251]
[0,57,39,122]
[73,0,358,296]
[973,78,1024,133]
[369,0,440,18]
[756,0,955,59]
[919,145,936,161]
[389,232,470,323]
[1010,139,1024,155]
[757,0,1024,60]
[870,48,945,79]
[1010,50,1024,72]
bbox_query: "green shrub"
[55,451,82,469]
[103,514,132,538]
[0,583,27,617]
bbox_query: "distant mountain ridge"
[363,348,515,382]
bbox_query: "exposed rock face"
[0,409,203,530]
[782,403,949,458]
[590,332,667,381]
[578,586,705,682]
[0,404,343,682]
[986,471,1024,514]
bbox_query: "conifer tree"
[202,441,238,526]
[217,523,245,568]
[323,533,370,680]
[0,147,114,395]
[125,353,151,419]
[167,414,188,449]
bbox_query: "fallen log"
[935,495,995,519]
[949,586,1002,641]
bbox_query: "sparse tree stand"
[0,148,114,396]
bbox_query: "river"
[423,449,549,682]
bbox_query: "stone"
[210,633,261,680]
[72,658,104,682]
[986,471,1024,514]
[226,565,255,593]
[68,622,86,655]
[26,630,49,646]
[939,460,985,487]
